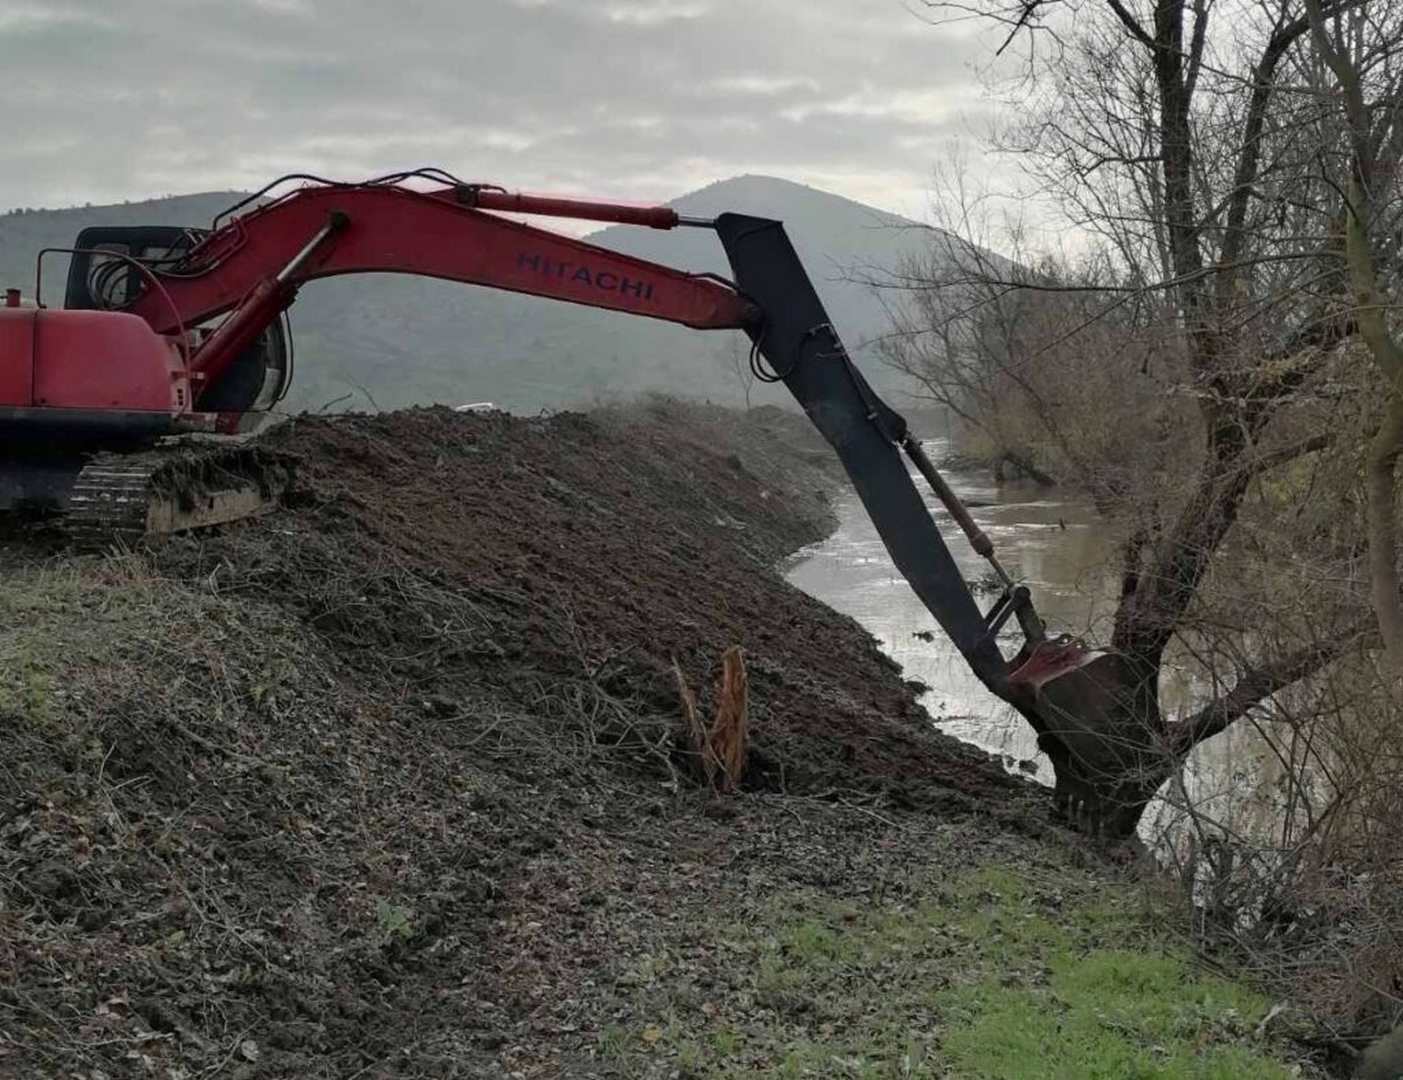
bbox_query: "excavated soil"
[1,399,1043,1079]
[159,402,1022,804]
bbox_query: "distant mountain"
[0,177,941,414]
[592,175,934,348]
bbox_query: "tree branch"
[1183,0,1209,99]
[1168,621,1375,752]
[1105,0,1156,50]
[1216,1,1329,280]
[995,0,1046,55]
[1233,432,1336,480]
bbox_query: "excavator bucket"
[1004,640,1162,833]
[1007,637,1107,695]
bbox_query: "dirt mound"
[1,399,1029,1078]
[154,400,1017,802]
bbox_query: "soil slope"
[1,399,1037,1078]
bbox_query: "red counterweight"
[1,308,187,412]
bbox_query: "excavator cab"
[64,227,200,311]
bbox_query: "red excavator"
[0,168,1111,804]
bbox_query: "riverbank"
[0,400,1319,1077]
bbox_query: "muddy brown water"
[786,441,1291,846]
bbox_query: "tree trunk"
[1366,400,1403,671]
[1340,174,1403,670]
[1006,623,1371,842]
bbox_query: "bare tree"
[894,0,1392,841]
[875,172,1181,499]
[1304,0,1403,669]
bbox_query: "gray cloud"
[0,0,995,219]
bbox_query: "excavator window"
[63,226,202,311]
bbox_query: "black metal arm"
[716,212,1041,697]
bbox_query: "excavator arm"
[712,213,1014,690]
[92,174,1084,700]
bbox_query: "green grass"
[593,862,1301,1079]
[940,949,1283,1079]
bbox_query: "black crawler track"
[61,442,295,544]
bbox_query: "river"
[784,441,1289,846]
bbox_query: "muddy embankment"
[1,398,1046,1078]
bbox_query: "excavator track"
[62,442,294,545]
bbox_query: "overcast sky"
[0,0,1002,219]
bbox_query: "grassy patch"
[592,860,1302,1079]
